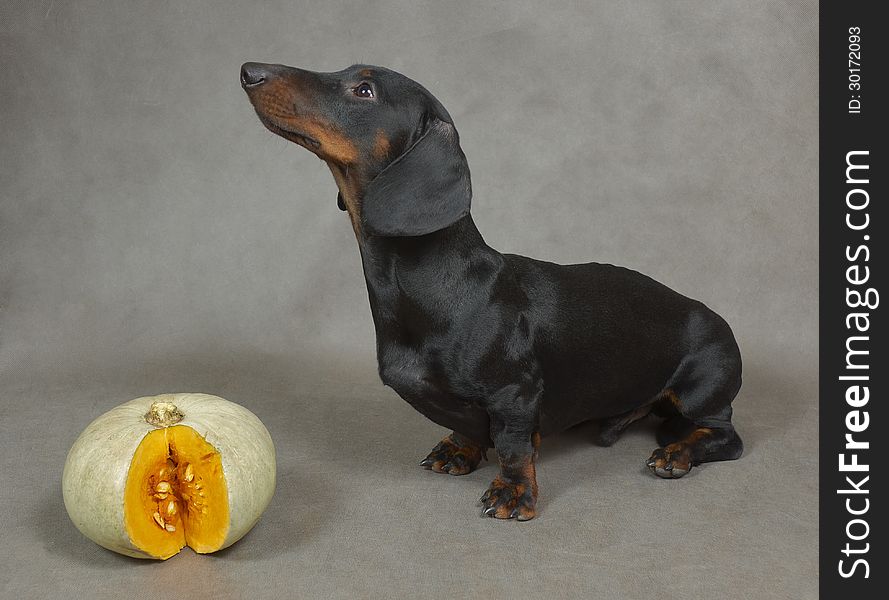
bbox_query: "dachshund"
[241,62,743,521]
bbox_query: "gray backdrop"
[1,1,817,598]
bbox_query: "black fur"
[363,119,471,236]
[241,62,744,520]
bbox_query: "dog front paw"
[419,434,484,475]
[479,476,537,521]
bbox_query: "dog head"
[241,62,471,237]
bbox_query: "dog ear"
[361,118,471,237]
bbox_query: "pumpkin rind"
[62,393,276,559]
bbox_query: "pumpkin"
[62,393,276,560]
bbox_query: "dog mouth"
[257,114,321,150]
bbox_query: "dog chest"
[377,342,459,403]
[376,340,491,442]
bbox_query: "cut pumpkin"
[124,425,230,559]
[63,394,276,560]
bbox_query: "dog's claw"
[484,506,497,516]
[419,457,434,467]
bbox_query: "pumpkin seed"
[154,492,168,500]
[166,500,176,516]
[164,523,176,532]
[155,481,171,493]
[184,464,194,482]
[152,512,164,528]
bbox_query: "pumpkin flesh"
[124,425,229,559]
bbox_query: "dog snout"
[240,62,275,88]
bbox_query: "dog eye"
[353,82,375,99]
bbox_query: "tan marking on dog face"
[299,121,359,164]
[372,129,390,160]
[246,78,309,127]
[247,79,359,165]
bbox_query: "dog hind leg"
[646,342,744,478]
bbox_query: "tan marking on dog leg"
[663,389,682,411]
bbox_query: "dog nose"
[241,62,272,88]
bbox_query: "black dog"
[241,62,743,520]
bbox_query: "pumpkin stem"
[144,401,185,427]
